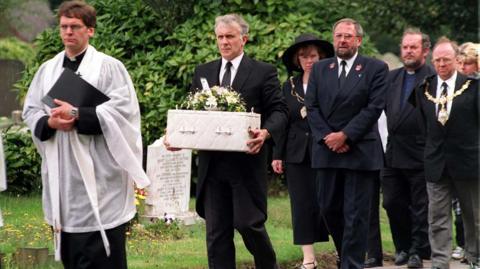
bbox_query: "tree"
[15,0,378,146]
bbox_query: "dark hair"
[58,0,96,28]
[402,27,431,49]
[292,44,326,68]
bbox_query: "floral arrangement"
[134,188,147,206]
[183,86,246,112]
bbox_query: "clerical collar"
[63,48,87,72]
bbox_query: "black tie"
[221,62,232,87]
[339,60,347,89]
[437,82,448,116]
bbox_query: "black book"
[42,68,110,108]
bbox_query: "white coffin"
[166,109,261,152]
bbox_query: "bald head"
[432,40,457,80]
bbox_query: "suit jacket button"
[305,132,309,136]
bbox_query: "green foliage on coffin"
[14,0,379,146]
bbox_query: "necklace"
[424,79,472,125]
[289,76,307,118]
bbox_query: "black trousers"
[381,167,430,258]
[316,168,376,269]
[61,223,128,269]
[367,175,383,260]
[203,174,277,269]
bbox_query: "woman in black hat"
[272,34,334,269]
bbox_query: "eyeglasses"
[60,24,86,32]
[334,33,357,40]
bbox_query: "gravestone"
[144,137,198,225]
[0,60,24,117]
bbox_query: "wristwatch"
[69,107,79,119]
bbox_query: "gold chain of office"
[289,76,305,104]
[424,79,472,107]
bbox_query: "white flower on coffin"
[183,86,246,112]
[225,93,238,105]
[205,96,218,110]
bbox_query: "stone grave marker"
[144,137,198,224]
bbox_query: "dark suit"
[413,73,479,268]
[305,55,388,269]
[191,55,288,269]
[272,75,329,245]
[382,64,434,258]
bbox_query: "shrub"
[2,127,42,195]
[15,0,379,147]
[0,37,36,65]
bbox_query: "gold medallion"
[437,107,449,125]
[300,106,307,118]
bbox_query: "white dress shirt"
[337,52,359,78]
[219,53,244,86]
[435,71,457,114]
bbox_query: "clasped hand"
[324,131,350,153]
[48,99,75,131]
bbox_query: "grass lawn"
[0,193,395,269]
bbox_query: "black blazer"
[385,64,436,169]
[414,73,479,182]
[191,55,288,217]
[305,55,388,170]
[272,75,312,163]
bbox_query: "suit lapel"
[448,74,468,123]
[389,71,405,129]
[204,59,221,88]
[392,65,432,130]
[328,56,365,116]
[324,59,340,113]
[231,55,253,94]
[426,77,446,129]
[295,76,305,98]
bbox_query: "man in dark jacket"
[413,37,479,269]
[190,14,288,269]
[383,28,434,268]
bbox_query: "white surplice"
[22,45,150,260]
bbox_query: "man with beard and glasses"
[305,18,388,269]
[382,28,435,268]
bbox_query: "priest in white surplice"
[22,1,150,268]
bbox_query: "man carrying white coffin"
[167,13,288,269]
[22,1,150,268]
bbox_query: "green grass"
[0,193,395,268]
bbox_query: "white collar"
[337,52,358,70]
[222,53,244,70]
[437,71,457,93]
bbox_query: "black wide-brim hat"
[282,33,334,73]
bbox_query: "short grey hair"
[215,14,249,35]
[402,27,431,49]
[332,18,364,37]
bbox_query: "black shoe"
[407,254,423,268]
[395,251,409,266]
[364,257,383,268]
